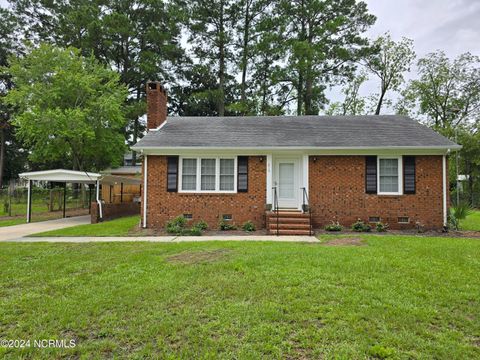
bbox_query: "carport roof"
[19,169,102,183]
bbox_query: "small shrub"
[166,215,205,236]
[324,221,342,231]
[219,219,237,231]
[166,215,187,235]
[449,203,473,230]
[368,345,395,359]
[188,225,203,236]
[195,220,208,231]
[242,220,256,232]
[375,222,389,232]
[351,219,371,232]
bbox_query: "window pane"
[220,159,234,190]
[182,158,197,190]
[201,159,216,191]
[379,158,399,193]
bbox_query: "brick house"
[132,82,460,234]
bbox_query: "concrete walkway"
[6,234,319,243]
[0,216,91,241]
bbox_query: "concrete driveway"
[0,216,90,241]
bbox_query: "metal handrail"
[273,186,279,236]
[301,187,312,236]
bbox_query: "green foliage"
[375,222,389,232]
[324,221,343,232]
[351,220,371,232]
[368,345,396,359]
[241,220,256,232]
[166,215,188,235]
[219,219,237,231]
[166,215,207,236]
[188,225,203,236]
[364,32,415,114]
[195,220,209,231]
[400,52,480,134]
[276,0,376,115]
[3,44,127,171]
[449,203,473,230]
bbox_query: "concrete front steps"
[266,210,312,235]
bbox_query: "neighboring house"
[132,82,461,234]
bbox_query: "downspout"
[143,154,148,228]
[442,153,448,229]
[96,180,103,220]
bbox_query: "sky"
[1,0,479,112]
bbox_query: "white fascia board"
[138,146,458,156]
[19,169,102,182]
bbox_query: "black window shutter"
[403,156,416,194]
[365,156,377,194]
[167,156,179,192]
[237,156,248,192]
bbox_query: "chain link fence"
[0,184,93,221]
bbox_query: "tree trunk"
[218,1,226,116]
[0,127,5,188]
[304,25,314,115]
[375,84,387,115]
[240,1,250,113]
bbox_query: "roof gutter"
[131,145,462,152]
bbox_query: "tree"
[364,33,415,115]
[3,44,128,171]
[10,0,187,163]
[276,0,376,115]
[234,0,272,114]
[170,64,237,116]
[0,7,24,187]
[399,51,480,136]
[326,71,368,115]
[188,0,239,116]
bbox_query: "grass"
[31,216,141,237]
[460,210,480,231]
[0,218,26,227]
[0,236,479,358]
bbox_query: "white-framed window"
[377,156,403,195]
[179,157,237,193]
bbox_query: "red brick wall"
[308,155,444,230]
[141,154,445,231]
[91,202,140,224]
[146,82,167,130]
[143,156,267,229]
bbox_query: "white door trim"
[273,156,302,209]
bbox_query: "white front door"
[274,158,300,208]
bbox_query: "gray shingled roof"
[132,115,460,149]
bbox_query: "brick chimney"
[146,81,167,130]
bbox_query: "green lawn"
[0,217,26,227]
[31,216,141,237]
[461,210,480,231]
[0,236,479,358]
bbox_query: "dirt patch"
[322,237,365,246]
[165,249,232,264]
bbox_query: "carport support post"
[88,185,92,214]
[26,180,32,223]
[63,182,67,218]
